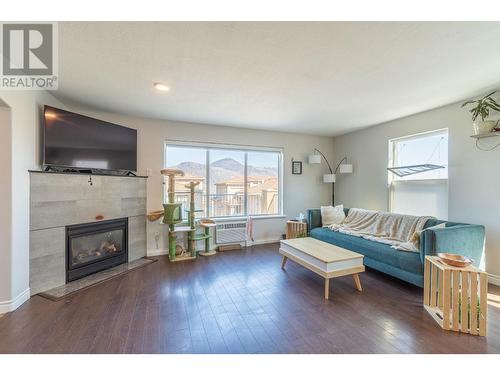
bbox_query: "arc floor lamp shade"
[339,164,353,174]
[309,154,321,164]
[323,174,336,183]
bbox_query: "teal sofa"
[307,208,485,287]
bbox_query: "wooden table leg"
[324,278,330,299]
[281,256,288,270]
[353,273,362,292]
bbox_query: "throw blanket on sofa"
[328,208,433,252]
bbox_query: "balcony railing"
[172,191,279,218]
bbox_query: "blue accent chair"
[307,208,485,287]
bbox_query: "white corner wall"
[333,95,500,279]
[0,102,13,312]
[0,91,66,313]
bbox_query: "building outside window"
[165,142,283,218]
[388,129,448,219]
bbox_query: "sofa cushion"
[310,227,423,275]
[320,205,345,227]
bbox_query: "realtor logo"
[1,22,58,90]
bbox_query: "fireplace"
[66,218,128,282]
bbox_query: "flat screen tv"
[43,106,137,172]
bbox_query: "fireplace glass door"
[66,218,128,282]
[70,228,124,268]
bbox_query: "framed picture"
[292,161,302,175]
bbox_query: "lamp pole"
[313,149,348,206]
[313,148,334,205]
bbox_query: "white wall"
[65,106,335,253]
[333,96,500,278]
[0,102,13,311]
[0,91,66,313]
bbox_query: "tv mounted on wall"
[43,106,137,172]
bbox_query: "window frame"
[387,129,449,216]
[164,140,284,219]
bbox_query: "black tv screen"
[43,106,137,172]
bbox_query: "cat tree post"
[160,169,185,261]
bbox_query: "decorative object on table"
[296,212,306,223]
[308,148,352,205]
[424,255,487,336]
[437,253,473,268]
[285,220,308,239]
[461,91,500,136]
[291,159,302,175]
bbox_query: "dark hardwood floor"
[1,243,499,354]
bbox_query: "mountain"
[211,158,244,173]
[172,158,278,188]
[211,158,278,177]
[174,161,239,185]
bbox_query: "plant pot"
[473,120,496,135]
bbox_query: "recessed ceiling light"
[153,82,170,92]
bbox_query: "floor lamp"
[308,148,353,206]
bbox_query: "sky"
[393,131,448,180]
[166,146,280,168]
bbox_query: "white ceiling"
[55,22,500,136]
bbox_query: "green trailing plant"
[461,91,500,122]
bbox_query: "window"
[388,129,448,219]
[165,142,282,218]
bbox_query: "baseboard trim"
[488,273,500,286]
[148,239,280,256]
[147,249,168,257]
[247,238,280,246]
[0,288,30,314]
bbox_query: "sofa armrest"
[420,224,485,266]
[307,209,322,232]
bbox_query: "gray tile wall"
[29,172,147,295]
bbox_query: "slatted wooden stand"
[286,221,307,239]
[424,256,487,336]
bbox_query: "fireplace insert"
[66,218,128,282]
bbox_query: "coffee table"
[279,237,365,299]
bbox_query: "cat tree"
[146,169,216,261]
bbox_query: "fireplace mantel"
[29,172,147,295]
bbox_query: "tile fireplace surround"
[29,171,147,295]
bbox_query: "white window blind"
[388,129,448,219]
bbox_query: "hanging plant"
[461,91,500,121]
[461,91,500,135]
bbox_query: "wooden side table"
[285,221,307,239]
[424,256,487,336]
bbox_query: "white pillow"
[321,205,345,227]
